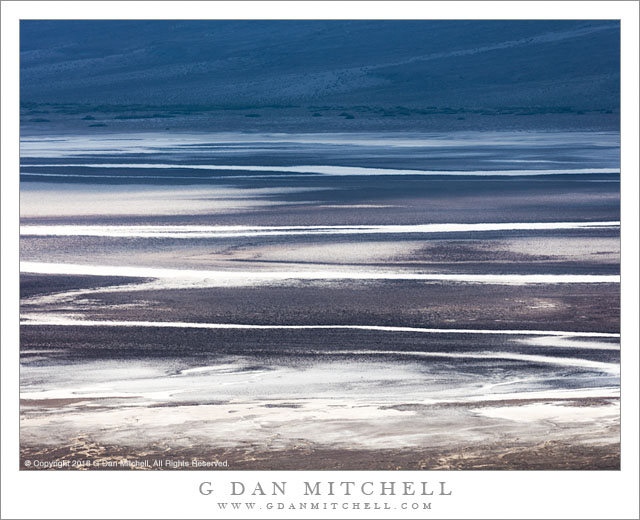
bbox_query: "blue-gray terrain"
[20,20,619,132]
[19,20,621,470]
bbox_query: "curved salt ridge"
[515,336,619,351]
[20,221,620,239]
[19,317,620,338]
[20,172,310,180]
[19,262,620,285]
[328,350,618,373]
[20,163,620,177]
[18,319,619,373]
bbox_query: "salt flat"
[19,131,620,469]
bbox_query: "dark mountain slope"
[21,20,619,110]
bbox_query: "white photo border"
[2,2,638,519]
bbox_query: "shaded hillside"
[21,20,619,111]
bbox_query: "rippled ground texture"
[20,132,620,469]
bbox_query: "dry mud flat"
[22,277,620,332]
[21,443,620,471]
[18,131,621,470]
[19,265,621,470]
[19,270,620,470]
[20,397,619,471]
